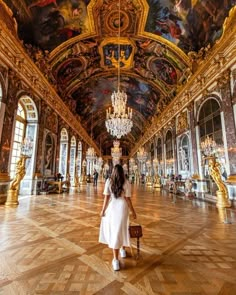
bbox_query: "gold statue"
[9,157,27,190]
[207,156,231,208]
[5,155,28,207]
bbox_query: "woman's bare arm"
[125,197,137,219]
[100,195,110,216]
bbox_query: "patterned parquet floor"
[0,183,236,295]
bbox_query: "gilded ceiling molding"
[0,0,18,37]
[130,11,236,157]
[0,15,99,155]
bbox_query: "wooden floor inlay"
[0,184,236,294]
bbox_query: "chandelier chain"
[105,0,133,139]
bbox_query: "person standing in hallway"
[93,169,99,186]
[99,164,137,271]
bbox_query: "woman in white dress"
[99,164,136,271]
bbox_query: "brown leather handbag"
[129,225,143,238]
[129,224,143,258]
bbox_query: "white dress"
[99,179,131,249]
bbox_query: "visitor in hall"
[99,164,137,271]
[93,169,99,186]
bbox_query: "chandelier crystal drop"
[137,146,148,163]
[86,147,96,161]
[111,140,122,164]
[106,90,133,139]
[105,0,133,139]
[200,135,217,157]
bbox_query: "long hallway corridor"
[0,184,236,294]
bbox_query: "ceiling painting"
[20,0,91,50]
[56,58,85,87]
[145,0,235,53]
[71,76,161,121]
[149,57,177,85]
[2,0,234,154]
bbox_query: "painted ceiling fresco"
[145,0,235,53]
[3,0,235,153]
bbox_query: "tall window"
[59,128,68,177]
[10,103,26,178]
[199,99,222,145]
[69,136,76,182]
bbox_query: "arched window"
[59,128,68,177]
[10,102,26,178]
[10,96,38,184]
[69,136,76,183]
[199,99,222,145]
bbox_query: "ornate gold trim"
[99,38,135,70]
[218,6,236,44]
[130,10,236,156]
[0,17,99,155]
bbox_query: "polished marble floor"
[0,183,236,295]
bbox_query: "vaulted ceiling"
[3,0,235,155]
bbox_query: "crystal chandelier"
[137,146,147,163]
[21,137,33,157]
[105,0,133,139]
[111,140,122,164]
[86,147,96,161]
[201,135,217,157]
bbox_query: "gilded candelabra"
[145,160,153,187]
[153,159,161,190]
[5,138,33,207]
[80,159,87,184]
[5,155,29,207]
[207,156,231,208]
[201,136,231,209]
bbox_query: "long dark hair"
[110,164,125,198]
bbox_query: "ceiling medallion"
[106,9,130,32]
